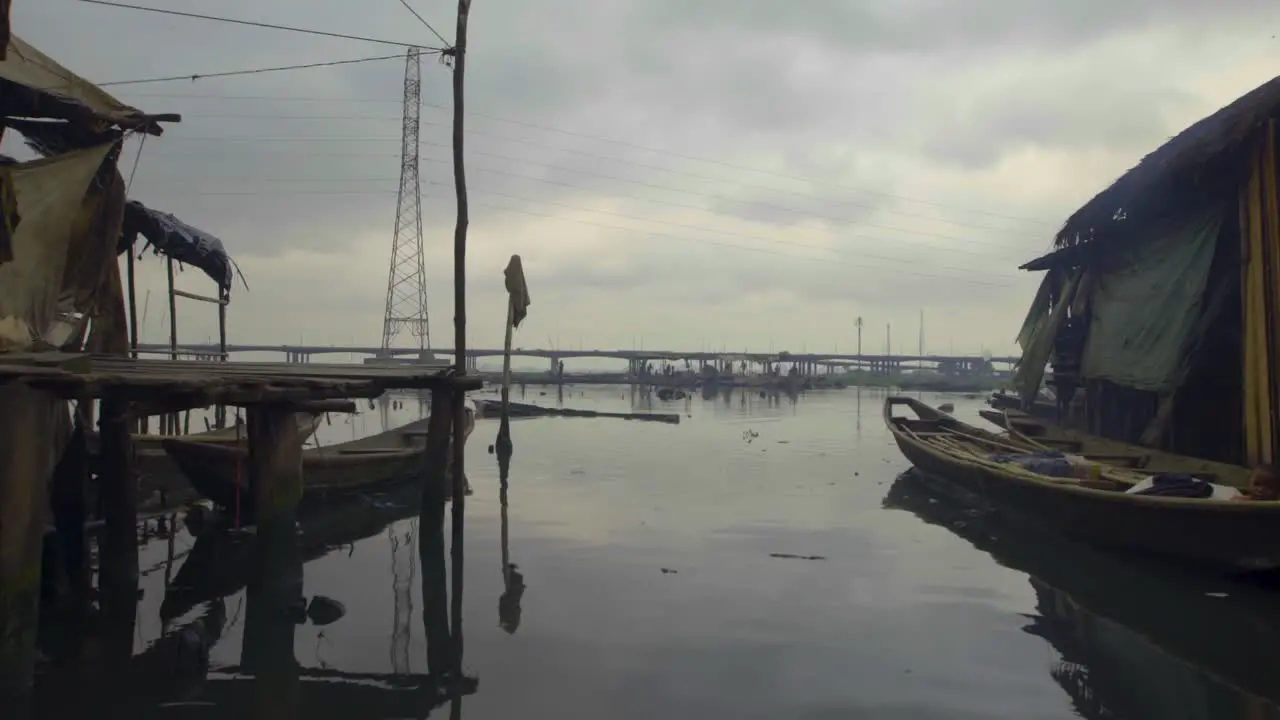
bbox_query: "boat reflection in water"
[883,470,1280,720]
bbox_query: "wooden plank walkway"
[0,353,480,407]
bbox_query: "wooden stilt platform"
[0,352,479,708]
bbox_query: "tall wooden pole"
[217,287,229,428]
[126,241,139,359]
[165,257,179,434]
[448,0,473,707]
[497,298,514,457]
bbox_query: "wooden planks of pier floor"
[0,353,482,408]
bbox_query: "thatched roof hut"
[1016,74,1280,467]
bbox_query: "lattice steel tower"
[381,49,430,354]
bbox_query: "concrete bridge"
[134,343,1015,376]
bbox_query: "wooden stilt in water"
[419,387,454,678]
[165,256,179,435]
[216,287,229,429]
[498,255,529,467]
[449,4,475,707]
[242,403,303,718]
[497,297,514,460]
[246,404,304,533]
[97,391,139,667]
[50,407,90,646]
[0,387,61,713]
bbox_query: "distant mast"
[918,309,924,359]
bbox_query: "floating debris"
[769,553,827,561]
[307,595,348,625]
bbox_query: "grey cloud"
[8,0,1277,353]
[638,0,1274,54]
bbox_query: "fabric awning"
[0,34,161,131]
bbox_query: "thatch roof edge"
[1053,74,1280,249]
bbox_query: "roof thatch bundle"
[1055,75,1280,249]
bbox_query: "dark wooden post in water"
[217,286,229,428]
[419,388,455,678]
[49,409,90,644]
[0,387,63,712]
[246,404,304,535]
[241,402,304,717]
[97,391,140,675]
[165,257,179,434]
[449,0,475,705]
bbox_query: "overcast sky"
[12,1,1280,360]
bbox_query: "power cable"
[395,0,450,47]
[154,115,1041,237]
[99,53,407,87]
[113,88,1054,226]
[76,0,446,50]
[127,167,1023,268]
[120,181,1022,288]
[142,134,1038,250]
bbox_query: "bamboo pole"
[217,286,229,428]
[165,257,179,434]
[448,0,473,706]
[497,297,514,457]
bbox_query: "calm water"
[37,386,1280,718]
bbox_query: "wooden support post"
[217,286,229,428]
[246,404,303,532]
[241,434,303,720]
[448,0,474,705]
[0,387,61,712]
[165,257,179,434]
[419,388,454,678]
[497,297,514,459]
[50,409,90,647]
[97,392,139,668]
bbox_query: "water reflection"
[112,470,476,718]
[496,448,524,635]
[883,470,1280,720]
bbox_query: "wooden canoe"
[977,407,1252,489]
[160,409,475,518]
[133,412,323,508]
[885,395,1280,572]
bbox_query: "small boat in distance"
[884,395,1280,573]
[161,408,474,521]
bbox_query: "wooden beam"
[172,288,228,306]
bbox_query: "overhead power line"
[116,89,1055,227]
[395,0,450,47]
[99,54,406,87]
[158,112,1039,236]
[148,132,1037,249]
[76,0,446,50]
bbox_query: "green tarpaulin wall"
[1079,206,1224,392]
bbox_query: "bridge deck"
[0,353,476,408]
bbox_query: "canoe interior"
[161,410,475,513]
[133,412,322,511]
[883,394,1280,572]
[977,407,1252,489]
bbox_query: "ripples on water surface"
[42,386,1280,719]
